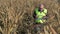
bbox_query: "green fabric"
[35,8,47,23]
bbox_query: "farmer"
[33,4,48,33]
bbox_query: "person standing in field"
[33,4,48,33]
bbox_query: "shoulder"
[44,8,48,13]
[35,7,39,11]
[34,8,39,13]
[44,8,47,11]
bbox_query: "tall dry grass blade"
[49,25,57,34]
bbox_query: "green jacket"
[34,8,47,23]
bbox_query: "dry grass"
[0,0,60,34]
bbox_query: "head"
[39,4,44,9]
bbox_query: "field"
[0,0,60,34]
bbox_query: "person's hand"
[35,15,38,19]
[43,16,48,19]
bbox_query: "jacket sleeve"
[33,10,36,19]
[44,9,47,14]
[43,9,48,16]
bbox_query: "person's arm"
[43,9,48,19]
[33,11,36,19]
[33,8,38,19]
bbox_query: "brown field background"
[0,0,60,34]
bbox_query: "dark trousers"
[33,23,46,33]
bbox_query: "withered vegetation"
[0,0,60,34]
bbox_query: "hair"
[39,4,44,6]
[39,3,44,6]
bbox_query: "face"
[39,4,44,9]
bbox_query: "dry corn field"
[0,0,60,34]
